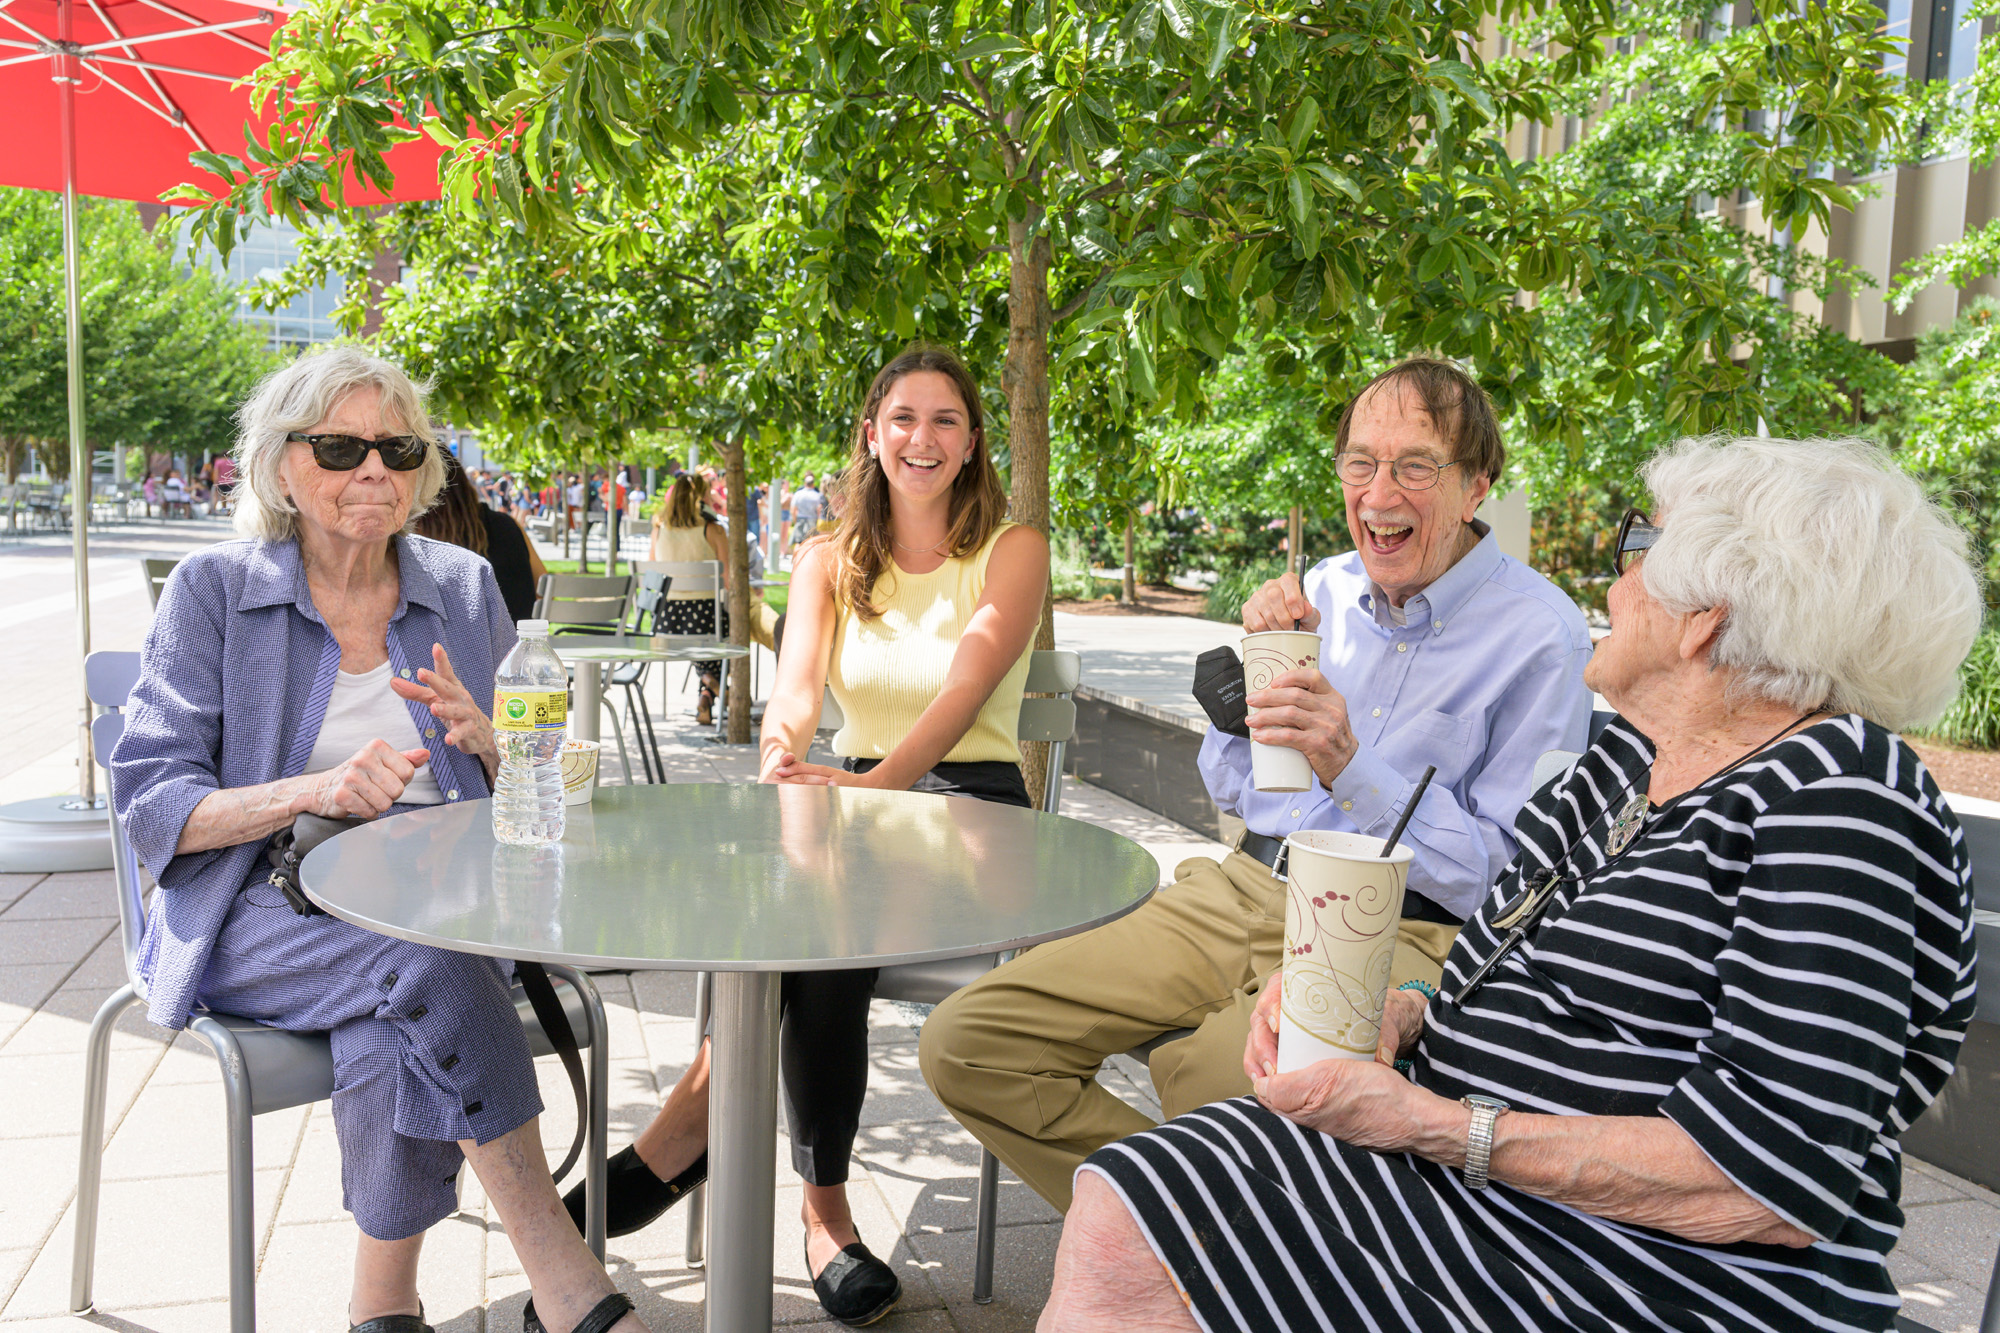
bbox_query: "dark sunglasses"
[285,431,428,472]
[1613,508,1661,577]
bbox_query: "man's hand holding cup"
[1239,572,1358,790]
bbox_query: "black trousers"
[781,759,1031,1185]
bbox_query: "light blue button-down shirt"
[1198,527,1593,921]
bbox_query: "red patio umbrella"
[0,0,444,860]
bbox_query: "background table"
[549,634,752,743]
[300,783,1159,1333]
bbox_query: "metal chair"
[682,649,1148,1302]
[533,573,641,784]
[139,557,179,608]
[631,558,728,737]
[72,651,612,1333]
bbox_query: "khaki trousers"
[917,849,1458,1211]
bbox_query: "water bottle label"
[493,688,568,731]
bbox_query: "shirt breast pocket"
[1392,708,1479,788]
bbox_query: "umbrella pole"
[58,0,97,810]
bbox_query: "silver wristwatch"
[1461,1095,1510,1190]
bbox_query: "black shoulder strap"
[515,961,589,1184]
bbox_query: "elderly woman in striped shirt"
[110,347,645,1333]
[1041,436,1982,1333]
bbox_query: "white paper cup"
[1276,830,1412,1071]
[1243,630,1321,792]
[560,739,601,806]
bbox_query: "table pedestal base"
[707,972,780,1333]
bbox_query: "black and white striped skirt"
[1081,1098,1887,1333]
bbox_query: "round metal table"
[549,634,753,744]
[299,782,1158,1333]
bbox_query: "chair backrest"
[1531,749,1583,792]
[629,560,723,638]
[140,557,179,608]
[534,573,633,633]
[84,651,149,997]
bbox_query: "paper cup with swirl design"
[1242,630,1321,792]
[1276,830,1412,1071]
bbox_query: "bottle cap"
[516,619,550,635]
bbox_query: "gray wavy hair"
[1640,435,1984,731]
[231,344,447,543]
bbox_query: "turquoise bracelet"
[1396,979,1439,999]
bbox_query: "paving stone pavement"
[1,533,1995,1330]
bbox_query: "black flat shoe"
[523,1290,633,1333]
[562,1144,708,1239]
[809,1239,901,1327]
[350,1312,431,1333]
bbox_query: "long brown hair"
[826,346,1007,620]
[653,473,706,531]
[413,453,487,555]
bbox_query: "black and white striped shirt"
[1420,714,1979,1328]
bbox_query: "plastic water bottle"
[492,619,568,845]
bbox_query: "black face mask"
[1192,646,1250,739]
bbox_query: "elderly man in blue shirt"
[920,357,1593,1210]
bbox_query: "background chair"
[74,651,611,1333]
[533,572,643,783]
[139,556,179,608]
[630,559,728,737]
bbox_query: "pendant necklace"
[1449,709,1824,1006]
[1604,712,1821,859]
[893,535,948,554]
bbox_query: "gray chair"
[683,650,1174,1301]
[72,651,611,1333]
[631,558,728,736]
[139,556,179,608]
[534,572,642,784]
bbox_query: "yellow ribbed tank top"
[828,523,1031,764]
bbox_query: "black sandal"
[522,1289,633,1333]
[809,1238,900,1327]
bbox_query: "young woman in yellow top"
[557,347,1048,1327]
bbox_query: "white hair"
[231,344,447,543]
[1640,435,1984,731]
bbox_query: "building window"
[183,218,346,352]
[1879,0,1914,79]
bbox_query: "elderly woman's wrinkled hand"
[391,643,496,779]
[1252,1052,1448,1156]
[300,739,432,819]
[1376,987,1427,1067]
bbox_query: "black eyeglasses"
[285,431,429,472]
[1613,508,1661,576]
[1335,452,1462,492]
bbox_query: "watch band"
[1461,1095,1509,1190]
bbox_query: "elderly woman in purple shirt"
[109,347,645,1333]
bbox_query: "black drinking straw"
[1381,765,1437,857]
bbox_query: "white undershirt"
[303,661,444,805]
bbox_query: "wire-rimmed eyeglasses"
[1335,452,1462,491]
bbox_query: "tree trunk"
[1122,516,1137,604]
[563,481,573,561]
[1288,505,1304,579]
[1004,210,1055,807]
[723,433,753,745]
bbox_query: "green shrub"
[1923,628,2000,751]
[1049,529,1100,601]
[1205,559,1285,624]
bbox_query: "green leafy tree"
[0,188,274,480]
[175,0,1911,568]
